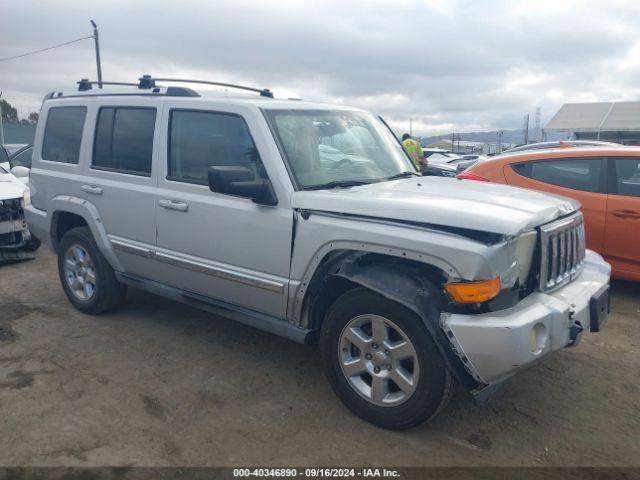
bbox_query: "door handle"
[159,199,189,212]
[81,185,103,195]
[612,209,640,219]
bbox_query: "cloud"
[1,0,639,136]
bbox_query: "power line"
[0,35,93,63]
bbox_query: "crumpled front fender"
[330,256,479,391]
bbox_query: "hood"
[0,172,28,201]
[292,177,579,236]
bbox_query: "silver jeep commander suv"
[25,76,611,429]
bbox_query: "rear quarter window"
[42,106,87,164]
[92,107,156,176]
[511,157,605,193]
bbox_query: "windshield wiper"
[385,171,421,181]
[304,180,371,191]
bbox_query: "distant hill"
[421,129,568,146]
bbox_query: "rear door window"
[42,107,87,164]
[93,107,156,175]
[511,157,605,193]
[611,157,640,197]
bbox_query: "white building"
[546,101,640,145]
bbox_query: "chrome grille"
[539,213,586,291]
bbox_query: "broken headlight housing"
[515,230,538,287]
[499,230,538,293]
[480,230,539,311]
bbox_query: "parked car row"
[20,77,611,430]
[420,140,623,178]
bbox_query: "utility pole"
[90,20,103,88]
[0,92,4,145]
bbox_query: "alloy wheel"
[63,244,97,301]
[338,314,420,407]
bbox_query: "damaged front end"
[0,197,34,262]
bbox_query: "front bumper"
[0,198,30,250]
[440,250,611,388]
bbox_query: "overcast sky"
[1,0,639,136]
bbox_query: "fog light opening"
[529,323,548,355]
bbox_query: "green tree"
[0,99,18,123]
[27,112,39,124]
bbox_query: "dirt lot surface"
[0,249,638,467]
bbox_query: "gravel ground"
[0,249,638,467]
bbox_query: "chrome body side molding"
[110,236,285,294]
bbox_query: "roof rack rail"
[71,78,199,98]
[137,74,274,98]
[77,78,139,91]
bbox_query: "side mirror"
[208,166,277,206]
[11,166,30,178]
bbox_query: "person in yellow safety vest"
[401,133,424,170]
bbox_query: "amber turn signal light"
[445,277,501,304]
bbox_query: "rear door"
[603,156,640,279]
[79,100,161,277]
[505,157,608,252]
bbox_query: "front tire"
[320,288,453,429]
[57,226,127,314]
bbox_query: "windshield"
[265,109,416,189]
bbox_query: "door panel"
[78,103,160,277]
[154,106,292,318]
[504,158,607,252]
[603,157,640,280]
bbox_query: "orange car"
[459,146,640,281]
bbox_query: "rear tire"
[57,226,127,314]
[320,288,453,429]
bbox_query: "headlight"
[515,230,537,285]
[22,189,31,207]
